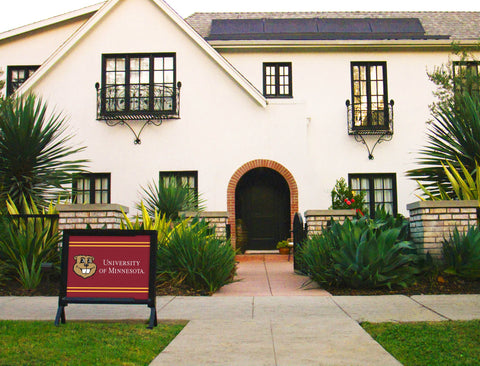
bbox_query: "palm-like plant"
[139,179,204,220]
[407,92,480,196]
[0,94,86,210]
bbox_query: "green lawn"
[362,320,480,366]
[0,320,186,366]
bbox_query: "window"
[453,61,480,96]
[263,62,292,98]
[73,173,111,204]
[160,171,198,198]
[350,62,389,131]
[348,173,397,217]
[6,65,39,96]
[101,53,176,118]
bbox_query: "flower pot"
[278,247,290,255]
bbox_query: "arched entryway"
[227,160,299,250]
[236,168,290,250]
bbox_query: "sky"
[1,0,479,33]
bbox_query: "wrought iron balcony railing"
[96,82,181,121]
[345,99,394,136]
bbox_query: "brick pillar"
[407,200,479,258]
[56,204,129,230]
[304,209,356,236]
[183,211,229,240]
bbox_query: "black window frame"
[159,171,198,197]
[100,53,176,118]
[453,61,480,96]
[6,65,40,96]
[263,62,293,98]
[350,61,389,132]
[72,173,111,204]
[348,173,397,218]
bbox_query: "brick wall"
[56,204,129,230]
[407,200,479,257]
[304,209,357,236]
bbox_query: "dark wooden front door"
[236,168,290,250]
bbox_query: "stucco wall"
[1,0,478,220]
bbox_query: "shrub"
[442,226,480,279]
[156,220,236,294]
[121,203,236,294]
[297,210,419,289]
[330,177,366,214]
[0,197,60,290]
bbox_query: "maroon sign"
[56,230,157,328]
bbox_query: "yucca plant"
[442,226,480,279]
[139,179,205,220]
[408,92,480,197]
[298,212,419,289]
[0,94,86,211]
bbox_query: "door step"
[236,252,289,262]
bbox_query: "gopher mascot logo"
[73,255,97,279]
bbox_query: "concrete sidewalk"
[1,295,480,365]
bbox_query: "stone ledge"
[305,209,356,217]
[407,200,480,210]
[56,203,129,213]
[181,211,228,218]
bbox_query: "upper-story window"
[263,62,292,98]
[350,62,389,132]
[72,173,111,204]
[453,61,480,96]
[6,65,39,96]
[100,53,176,118]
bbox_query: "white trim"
[15,0,267,107]
[0,3,103,41]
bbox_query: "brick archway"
[227,159,299,249]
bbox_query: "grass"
[362,320,480,366]
[0,320,186,366]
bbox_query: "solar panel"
[265,18,317,34]
[317,18,371,33]
[210,19,264,36]
[207,17,447,40]
[369,18,425,34]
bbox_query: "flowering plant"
[330,178,367,215]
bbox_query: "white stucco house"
[1,0,479,250]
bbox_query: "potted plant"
[276,240,290,255]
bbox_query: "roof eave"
[0,3,103,42]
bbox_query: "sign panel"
[55,230,157,328]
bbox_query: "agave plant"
[298,212,419,289]
[139,179,204,220]
[442,226,480,279]
[0,94,86,211]
[407,92,480,197]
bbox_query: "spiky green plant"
[0,94,86,210]
[139,179,204,220]
[407,89,480,197]
[417,158,480,201]
[442,226,480,279]
[297,210,419,289]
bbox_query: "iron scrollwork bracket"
[104,119,163,145]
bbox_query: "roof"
[186,11,480,41]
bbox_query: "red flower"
[351,198,355,203]
[345,200,351,206]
